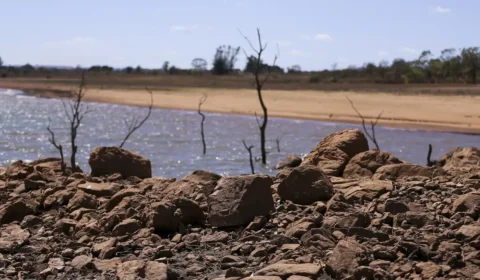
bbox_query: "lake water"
[0,88,478,178]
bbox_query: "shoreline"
[1,82,480,135]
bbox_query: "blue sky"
[0,0,478,70]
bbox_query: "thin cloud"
[400,47,420,55]
[300,33,333,42]
[378,51,389,57]
[171,25,199,33]
[432,6,451,13]
[314,34,333,41]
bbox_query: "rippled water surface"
[0,88,478,178]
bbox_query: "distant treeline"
[1,46,479,84]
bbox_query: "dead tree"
[46,118,65,172]
[62,72,93,169]
[198,93,208,155]
[119,88,154,148]
[243,140,255,174]
[346,97,382,150]
[239,28,279,165]
[276,134,284,153]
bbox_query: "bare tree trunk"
[243,140,255,174]
[239,28,279,165]
[198,94,208,155]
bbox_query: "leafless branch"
[346,96,382,150]
[254,112,262,129]
[242,140,255,174]
[426,144,440,166]
[119,87,154,148]
[276,134,284,153]
[198,93,208,155]
[46,118,65,172]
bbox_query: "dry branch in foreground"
[198,93,208,155]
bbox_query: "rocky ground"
[0,129,479,280]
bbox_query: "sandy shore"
[2,81,480,134]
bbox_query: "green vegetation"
[1,47,480,84]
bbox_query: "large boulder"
[5,160,33,180]
[343,150,402,178]
[373,164,446,180]
[301,129,369,176]
[89,146,152,179]
[208,175,274,227]
[440,147,480,171]
[277,165,334,205]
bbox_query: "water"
[0,88,478,178]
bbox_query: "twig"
[198,93,208,155]
[119,87,154,148]
[242,140,255,174]
[46,118,65,172]
[346,96,382,150]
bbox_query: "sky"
[0,0,478,71]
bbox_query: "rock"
[147,201,180,233]
[301,129,369,176]
[77,182,122,197]
[277,165,334,205]
[55,218,77,234]
[440,147,480,171]
[208,175,274,227]
[89,146,152,179]
[71,255,93,270]
[67,191,98,211]
[334,179,393,202]
[106,188,142,212]
[384,199,409,214]
[325,239,367,278]
[112,218,142,236]
[285,218,316,238]
[175,197,206,225]
[201,231,229,243]
[245,216,267,231]
[5,160,33,180]
[275,155,302,170]
[456,224,480,239]
[160,170,221,202]
[300,229,336,250]
[0,199,36,224]
[244,277,282,280]
[93,258,122,272]
[48,257,65,271]
[343,150,402,178]
[20,215,42,228]
[0,224,30,252]
[116,260,146,279]
[255,263,322,278]
[452,192,480,213]
[373,163,446,180]
[92,238,117,258]
[145,261,170,280]
[415,262,441,279]
[30,157,63,172]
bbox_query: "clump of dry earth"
[0,129,479,280]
